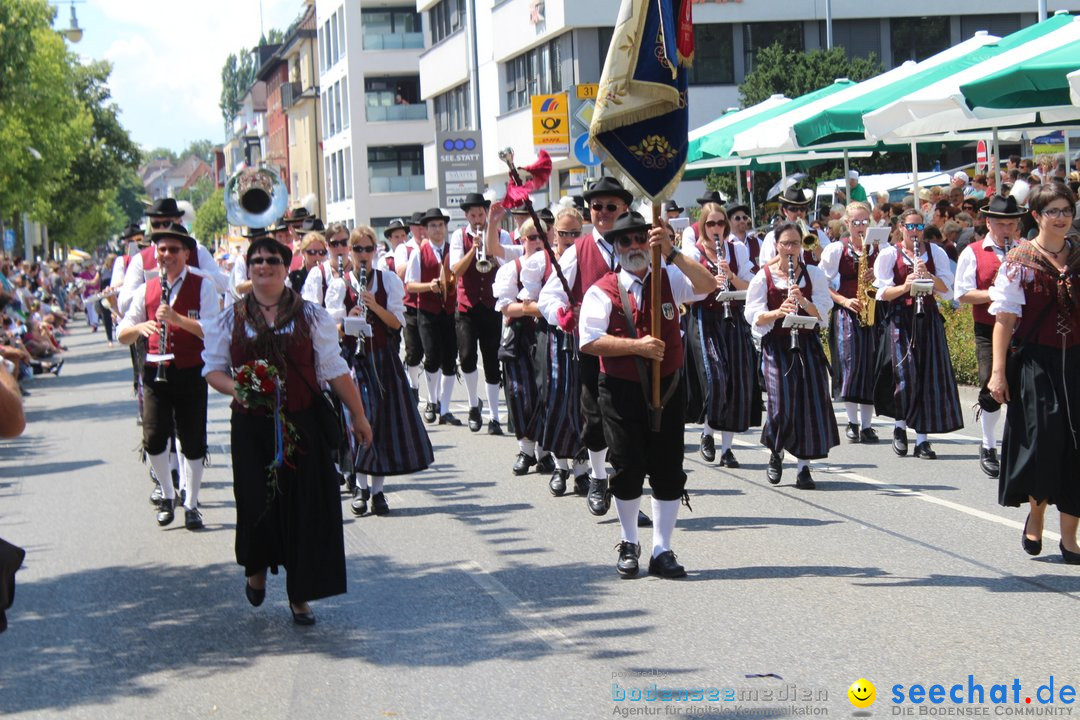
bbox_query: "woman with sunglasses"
[683,204,756,468]
[873,209,963,460]
[302,223,350,307]
[745,223,838,489]
[327,227,432,517]
[289,233,329,295]
[820,201,881,444]
[203,237,372,626]
[988,183,1080,564]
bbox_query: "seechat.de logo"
[848,678,876,709]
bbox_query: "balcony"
[365,103,428,122]
[282,81,318,108]
[369,175,426,193]
[363,32,424,50]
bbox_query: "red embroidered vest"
[457,231,497,312]
[146,273,204,368]
[764,264,815,339]
[228,309,318,413]
[415,241,456,315]
[972,243,1004,327]
[594,271,683,381]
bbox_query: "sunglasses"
[523,234,543,242]
[850,219,870,227]
[249,256,284,266]
[615,233,649,248]
[904,223,926,231]
[557,229,582,238]
[1040,207,1076,218]
[328,239,349,247]
[731,215,749,222]
[704,220,727,228]
[156,245,185,255]
[352,245,376,254]
[591,202,621,213]
[150,220,173,229]
[305,249,328,256]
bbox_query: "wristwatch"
[666,248,680,265]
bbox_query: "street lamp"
[55,1,83,43]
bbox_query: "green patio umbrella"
[960,39,1080,110]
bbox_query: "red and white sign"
[976,140,988,171]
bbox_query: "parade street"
[2,325,1079,720]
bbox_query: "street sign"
[532,93,569,155]
[976,140,988,171]
[436,131,484,216]
[576,84,599,100]
[569,87,600,168]
[574,133,601,167]
[2,229,13,255]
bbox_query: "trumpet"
[155,262,170,383]
[797,218,819,253]
[787,254,800,351]
[474,225,493,274]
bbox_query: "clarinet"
[787,254,800,351]
[715,236,732,320]
[155,261,170,383]
[914,239,926,318]
[337,252,345,281]
[355,264,368,356]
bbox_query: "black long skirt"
[760,332,840,459]
[501,319,545,441]
[828,304,879,404]
[353,345,434,476]
[1000,343,1080,516]
[539,330,583,459]
[231,408,346,603]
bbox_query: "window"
[365,76,427,121]
[368,145,425,193]
[819,19,881,62]
[317,25,325,72]
[337,8,346,61]
[334,80,343,132]
[322,87,330,136]
[743,22,803,74]
[343,147,352,200]
[323,19,333,70]
[362,7,423,49]
[430,0,465,45]
[434,83,470,131]
[341,82,349,128]
[331,11,340,64]
[687,24,734,85]
[504,38,564,112]
[891,16,949,65]
[959,14,1020,40]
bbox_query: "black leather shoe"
[845,422,860,442]
[892,427,908,456]
[795,466,816,490]
[549,468,568,496]
[439,413,462,426]
[860,427,879,443]
[245,579,265,607]
[637,510,652,528]
[371,492,389,516]
[913,441,936,459]
[980,447,1000,478]
[468,406,482,432]
[149,482,163,505]
[351,488,370,516]
[290,605,316,626]
[184,507,204,530]
[647,550,686,578]
[487,420,504,436]
[587,477,610,516]
[536,454,555,474]
[512,452,537,476]
[1022,513,1042,556]
[616,541,640,578]
[699,434,715,462]
[766,451,783,485]
[573,474,589,497]
[156,497,177,526]
[719,449,739,468]
[1060,542,1080,565]
[423,402,437,423]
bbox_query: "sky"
[52,0,306,154]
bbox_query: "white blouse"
[988,261,1034,317]
[681,241,754,283]
[873,243,954,300]
[744,262,834,338]
[325,268,406,326]
[201,301,350,384]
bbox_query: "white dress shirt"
[681,241,754,284]
[578,265,704,346]
[404,240,449,285]
[325,267,407,326]
[743,262,834,339]
[119,244,229,315]
[117,267,219,335]
[873,243,954,301]
[300,259,333,305]
[758,227,831,266]
[953,238,1006,301]
[449,227,514,266]
[537,233,618,326]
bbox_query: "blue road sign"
[573,134,601,167]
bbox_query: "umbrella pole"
[843,150,850,194]
[736,164,744,204]
[992,127,1000,189]
[910,142,919,210]
[650,203,662,412]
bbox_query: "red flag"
[677,0,694,66]
[502,151,552,208]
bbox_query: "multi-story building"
[416,1,1080,207]
[317,0,436,232]
[280,1,325,220]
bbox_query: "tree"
[740,43,884,107]
[193,187,227,244]
[219,50,258,129]
[181,139,215,164]
[114,167,148,223]
[176,175,216,210]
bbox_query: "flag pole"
[650,203,662,411]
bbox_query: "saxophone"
[855,242,876,327]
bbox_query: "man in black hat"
[662,200,684,220]
[449,192,513,433]
[394,212,428,403]
[758,187,826,266]
[578,211,714,578]
[954,194,1026,478]
[118,223,218,531]
[726,202,761,272]
[538,176,643,520]
[405,207,461,424]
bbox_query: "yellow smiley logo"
[848,678,876,708]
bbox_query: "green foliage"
[114,167,148,223]
[740,43,884,107]
[219,50,259,129]
[193,188,227,243]
[176,176,216,211]
[940,302,979,386]
[0,0,54,105]
[145,147,178,164]
[181,139,215,164]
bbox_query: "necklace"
[1035,239,1067,258]
[253,295,282,311]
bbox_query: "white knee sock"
[702,423,717,439]
[371,476,385,494]
[177,448,189,494]
[860,404,873,430]
[148,451,175,501]
[720,431,734,454]
[615,497,641,545]
[406,364,421,391]
[358,474,370,490]
[796,458,809,471]
[651,498,680,558]
[537,445,549,459]
[485,383,501,423]
[895,420,907,430]
[463,370,479,408]
[573,460,588,477]
[588,449,607,479]
[845,402,858,424]
[425,371,440,408]
[555,457,570,471]
[439,373,455,414]
[518,438,536,456]
[915,432,927,444]
[182,456,203,509]
[981,409,1000,449]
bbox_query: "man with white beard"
[577,211,714,579]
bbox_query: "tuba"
[224,167,289,228]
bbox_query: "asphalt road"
[2,324,1078,719]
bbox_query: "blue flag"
[589,0,693,202]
